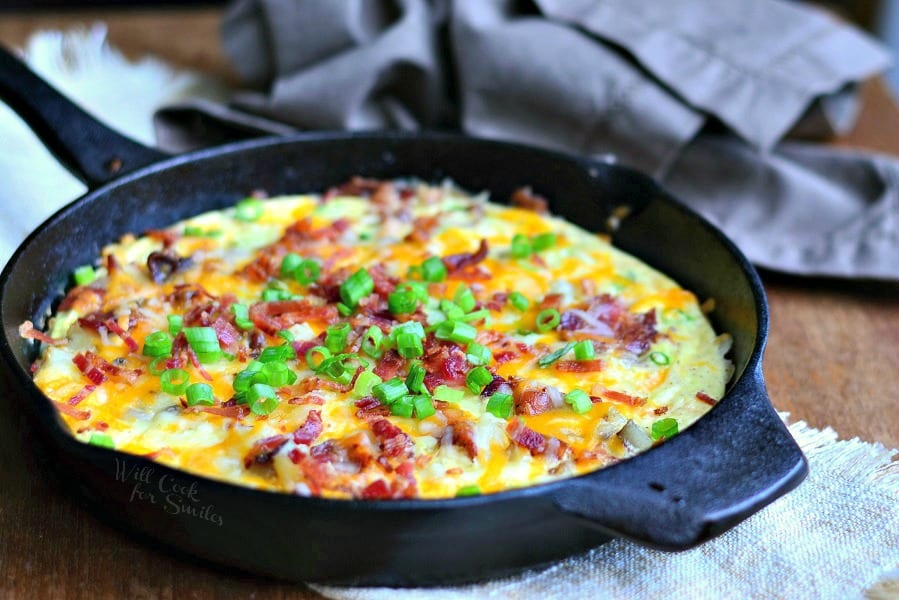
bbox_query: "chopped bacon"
[355,396,390,420]
[514,386,553,416]
[421,339,467,389]
[103,318,139,353]
[331,176,385,197]
[554,359,603,373]
[696,391,718,406]
[620,310,657,354]
[190,404,250,419]
[165,283,215,310]
[539,293,564,310]
[404,214,441,243]
[147,249,192,283]
[452,422,478,460]
[19,321,65,346]
[248,299,338,335]
[293,410,323,445]
[654,406,669,415]
[371,418,412,458]
[72,352,107,385]
[240,217,348,282]
[484,292,508,312]
[597,388,647,407]
[367,263,399,298]
[373,350,405,380]
[105,254,119,275]
[212,317,241,353]
[184,344,213,381]
[243,435,288,468]
[361,479,392,499]
[507,419,546,455]
[510,187,549,213]
[53,400,90,420]
[442,239,489,274]
[494,351,517,365]
[292,335,325,359]
[482,373,512,398]
[57,285,104,313]
[286,393,325,406]
[67,384,96,406]
[145,228,180,248]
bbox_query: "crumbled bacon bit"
[539,293,564,310]
[696,391,718,406]
[442,239,489,274]
[103,318,139,353]
[507,419,546,455]
[510,187,548,213]
[452,422,478,460]
[57,285,104,313]
[67,384,96,406]
[597,388,647,407]
[361,479,392,499]
[404,214,441,243]
[373,349,405,380]
[421,339,467,389]
[654,406,669,415]
[355,396,391,420]
[514,386,553,416]
[293,410,323,445]
[53,400,90,420]
[554,359,603,373]
[249,299,339,335]
[147,249,192,283]
[19,321,65,346]
[243,435,288,468]
[371,418,412,458]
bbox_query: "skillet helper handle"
[553,368,808,550]
[0,45,167,188]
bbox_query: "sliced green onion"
[434,385,464,403]
[233,369,267,393]
[325,322,351,353]
[372,377,408,405]
[564,389,593,414]
[421,256,447,282]
[390,395,414,418]
[390,320,425,343]
[537,342,575,367]
[160,368,190,396]
[388,289,418,315]
[278,330,295,343]
[466,366,493,394]
[258,344,295,363]
[186,382,215,406]
[337,302,353,317]
[405,363,427,394]
[413,395,436,419]
[532,232,557,252]
[508,291,530,312]
[361,326,384,358]
[234,198,264,221]
[510,233,532,259]
[340,268,374,308]
[294,259,321,285]
[183,226,220,237]
[262,361,296,387]
[396,332,424,359]
[73,264,96,286]
[650,351,671,366]
[466,342,492,366]
[142,331,173,358]
[453,285,476,313]
[148,356,168,376]
[88,433,114,449]
[459,308,490,323]
[184,326,220,354]
[167,314,183,336]
[651,418,679,441]
[439,299,465,321]
[434,320,477,345]
[305,344,332,370]
[262,288,297,302]
[485,392,513,419]
[353,370,383,398]
[396,281,429,303]
[247,383,278,415]
[536,308,561,332]
[280,253,303,279]
[456,485,481,497]
[573,340,595,361]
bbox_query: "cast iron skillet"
[0,47,807,586]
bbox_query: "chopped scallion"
[186,382,215,406]
[305,345,332,370]
[510,233,532,259]
[536,308,561,332]
[537,342,575,367]
[246,383,278,415]
[405,363,427,394]
[485,392,513,419]
[456,485,481,497]
[434,385,464,403]
[167,314,183,336]
[564,389,592,414]
[412,394,436,419]
[573,340,595,360]
[466,342,492,366]
[353,370,383,398]
[234,198,264,221]
[160,368,190,396]
[434,320,477,345]
[340,268,374,308]
[73,264,96,286]
[396,332,424,358]
[325,322,351,354]
[453,285,476,313]
[142,331,173,358]
[361,326,384,358]
[88,433,114,449]
[421,256,447,282]
[372,377,408,405]
[531,232,557,251]
[650,351,671,366]
[508,291,529,312]
[390,395,415,418]
[651,418,679,440]
[465,366,493,394]
[388,289,418,315]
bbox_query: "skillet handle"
[553,368,808,550]
[0,45,168,188]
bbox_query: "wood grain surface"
[1,8,897,599]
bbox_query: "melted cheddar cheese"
[30,180,733,499]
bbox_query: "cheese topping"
[29,179,732,499]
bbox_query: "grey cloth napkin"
[155,0,898,280]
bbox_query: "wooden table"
[1,8,897,599]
